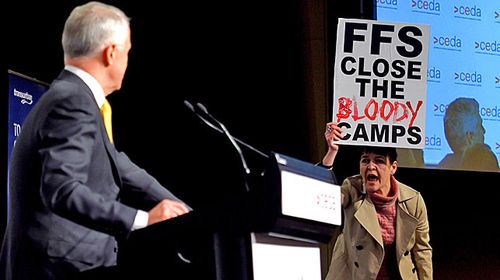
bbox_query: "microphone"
[184,100,221,133]
[195,102,251,178]
[183,100,268,159]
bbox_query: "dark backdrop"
[2,0,312,231]
[2,1,500,279]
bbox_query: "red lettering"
[365,99,378,121]
[394,101,408,122]
[336,97,353,123]
[380,100,394,121]
[352,98,366,121]
[407,100,423,127]
[335,98,423,127]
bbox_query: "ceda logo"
[474,40,500,55]
[411,0,441,14]
[425,134,442,147]
[454,71,482,87]
[376,0,398,7]
[427,66,441,83]
[433,103,447,114]
[453,5,482,20]
[433,34,462,51]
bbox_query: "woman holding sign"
[322,122,432,280]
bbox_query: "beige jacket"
[325,175,432,280]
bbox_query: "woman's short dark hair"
[361,146,398,163]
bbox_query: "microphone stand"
[195,102,250,175]
[184,101,268,159]
[185,100,270,192]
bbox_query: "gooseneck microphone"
[183,100,269,159]
[195,102,251,178]
[183,100,220,132]
[184,100,272,192]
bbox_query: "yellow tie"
[101,99,114,144]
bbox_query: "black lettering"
[341,56,356,75]
[397,26,423,58]
[355,78,370,97]
[338,122,351,140]
[391,125,405,143]
[352,123,369,141]
[407,61,422,80]
[373,58,390,77]
[390,81,405,99]
[372,79,389,98]
[344,22,368,53]
[358,57,371,76]
[371,124,390,142]
[407,126,422,144]
[391,60,405,79]
[371,24,394,55]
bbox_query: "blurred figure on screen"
[322,122,432,280]
[462,143,499,172]
[396,148,425,168]
[438,97,498,171]
[0,2,190,280]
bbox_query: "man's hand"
[147,199,190,226]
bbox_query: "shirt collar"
[64,65,106,108]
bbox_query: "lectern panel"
[251,233,322,280]
[281,170,341,225]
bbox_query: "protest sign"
[333,18,430,148]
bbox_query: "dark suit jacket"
[0,70,186,280]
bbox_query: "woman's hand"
[322,122,343,167]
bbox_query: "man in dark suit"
[0,2,190,279]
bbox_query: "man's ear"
[102,44,116,66]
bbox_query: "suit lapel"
[102,130,123,189]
